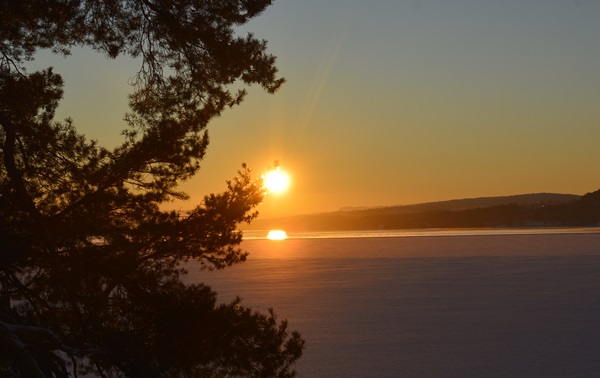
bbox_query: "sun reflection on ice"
[266,230,288,240]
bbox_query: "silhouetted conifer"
[0,1,303,376]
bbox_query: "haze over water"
[186,229,600,377]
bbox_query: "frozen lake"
[185,230,600,377]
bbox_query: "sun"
[263,166,290,194]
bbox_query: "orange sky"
[32,1,600,219]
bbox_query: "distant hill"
[246,192,600,231]
[339,193,580,215]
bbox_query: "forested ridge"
[249,191,600,231]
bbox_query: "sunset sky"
[33,0,600,219]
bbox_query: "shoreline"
[243,226,600,241]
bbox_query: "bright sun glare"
[263,167,290,194]
[266,230,288,240]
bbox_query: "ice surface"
[185,232,600,377]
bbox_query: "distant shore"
[243,226,600,241]
[247,191,600,232]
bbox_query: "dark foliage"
[0,1,303,376]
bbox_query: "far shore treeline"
[248,190,600,232]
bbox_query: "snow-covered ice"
[186,231,600,377]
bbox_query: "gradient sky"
[31,0,600,219]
